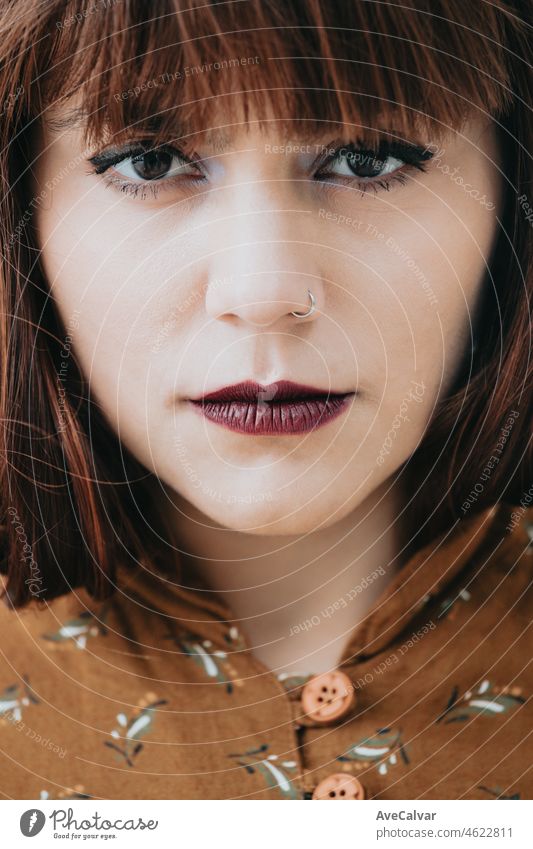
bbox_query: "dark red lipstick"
[189,380,355,435]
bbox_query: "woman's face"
[34,106,501,534]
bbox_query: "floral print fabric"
[0,504,530,800]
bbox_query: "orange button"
[301,670,355,724]
[312,773,365,800]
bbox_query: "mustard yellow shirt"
[0,502,531,800]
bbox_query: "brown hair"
[0,0,531,607]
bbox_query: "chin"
[188,491,355,536]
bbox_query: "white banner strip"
[3,799,530,848]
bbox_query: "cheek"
[36,189,206,418]
[330,186,496,402]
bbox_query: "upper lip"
[191,380,351,403]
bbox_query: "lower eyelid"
[314,169,414,198]
[102,170,206,199]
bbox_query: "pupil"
[347,149,384,178]
[132,150,172,180]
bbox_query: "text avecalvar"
[376,811,437,821]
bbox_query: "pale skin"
[34,104,502,675]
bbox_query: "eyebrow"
[43,106,232,150]
[45,105,88,134]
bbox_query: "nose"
[204,205,324,328]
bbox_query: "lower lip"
[188,394,355,435]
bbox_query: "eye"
[87,141,205,199]
[315,140,433,191]
[113,147,199,182]
[326,148,404,180]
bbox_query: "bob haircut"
[0,0,531,607]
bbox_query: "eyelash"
[87,139,432,201]
[87,142,205,200]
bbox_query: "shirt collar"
[337,502,504,663]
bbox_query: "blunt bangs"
[10,0,523,149]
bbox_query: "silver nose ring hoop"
[290,288,316,318]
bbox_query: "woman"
[0,0,531,801]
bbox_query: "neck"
[162,479,407,677]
